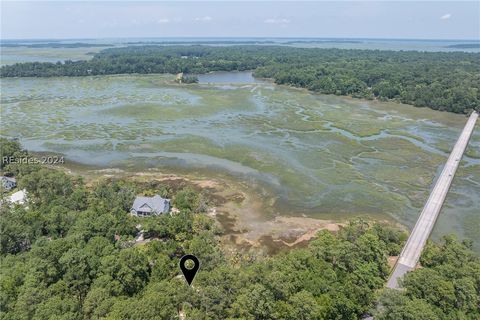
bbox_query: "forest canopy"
[1,45,479,114]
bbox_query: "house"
[9,189,27,205]
[0,176,16,191]
[131,195,171,217]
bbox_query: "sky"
[1,1,479,40]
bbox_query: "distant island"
[125,40,276,45]
[1,42,114,48]
[284,40,362,44]
[445,43,480,49]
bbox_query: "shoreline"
[59,163,404,254]
[4,73,477,252]
[1,71,476,116]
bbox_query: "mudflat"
[1,73,479,250]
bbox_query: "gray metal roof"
[132,195,170,214]
[0,176,16,183]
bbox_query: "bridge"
[386,111,479,289]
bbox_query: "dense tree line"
[1,45,479,113]
[376,236,480,319]
[0,138,27,170]
[1,139,479,319]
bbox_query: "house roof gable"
[1,176,16,183]
[132,195,170,213]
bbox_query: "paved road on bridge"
[387,111,479,289]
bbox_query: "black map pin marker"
[179,254,200,286]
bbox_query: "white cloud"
[440,13,451,20]
[195,16,212,22]
[157,18,170,24]
[264,18,290,24]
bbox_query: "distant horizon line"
[1,36,479,42]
